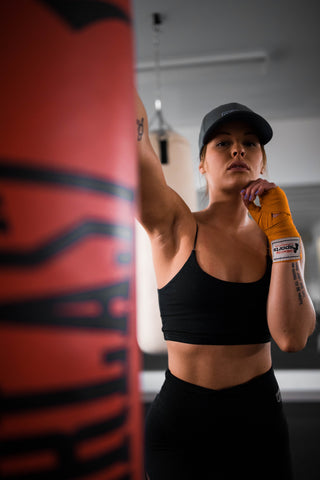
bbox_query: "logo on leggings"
[275,389,282,403]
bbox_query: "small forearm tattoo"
[136,117,144,141]
[291,262,306,305]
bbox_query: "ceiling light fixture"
[149,12,172,163]
[137,50,268,72]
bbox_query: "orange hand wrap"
[247,186,301,263]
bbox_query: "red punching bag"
[0,1,142,479]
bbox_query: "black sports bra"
[158,225,272,345]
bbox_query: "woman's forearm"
[241,182,316,351]
[267,259,316,352]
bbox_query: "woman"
[136,94,316,480]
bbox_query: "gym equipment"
[0,1,142,478]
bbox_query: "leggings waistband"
[165,366,276,395]
[160,367,281,410]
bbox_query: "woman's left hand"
[240,178,276,207]
[240,179,302,263]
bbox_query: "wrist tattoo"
[136,117,144,141]
[291,262,306,305]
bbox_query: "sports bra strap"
[193,223,270,257]
[193,224,199,250]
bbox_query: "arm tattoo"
[291,262,306,305]
[136,117,144,141]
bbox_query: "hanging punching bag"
[0,1,142,479]
[136,130,197,353]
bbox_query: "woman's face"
[199,121,264,193]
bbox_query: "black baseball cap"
[198,102,273,155]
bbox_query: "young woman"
[136,94,316,480]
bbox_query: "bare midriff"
[167,340,272,390]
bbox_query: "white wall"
[266,117,320,186]
[177,116,320,190]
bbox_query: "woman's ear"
[199,162,206,174]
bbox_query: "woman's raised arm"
[135,91,187,236]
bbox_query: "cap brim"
[202,111,273,148]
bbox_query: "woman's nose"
[232,145,245,157]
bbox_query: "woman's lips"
[227,161,249,171]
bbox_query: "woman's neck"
[203,189,251,231]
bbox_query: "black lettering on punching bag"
[0,282,131,331]
[40,0,131,29]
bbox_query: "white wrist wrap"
[271,237,300,263]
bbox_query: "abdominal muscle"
[167,340,272,390]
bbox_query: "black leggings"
[145,368,293,480]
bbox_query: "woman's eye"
[216,141,229,147]
[244,141,257,147]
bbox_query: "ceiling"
[133,0,320,128]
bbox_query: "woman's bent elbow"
[276,335,308,353]
[272,310,316,353]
